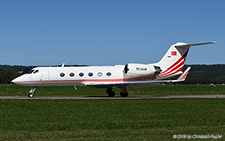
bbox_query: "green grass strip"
[0,99,224,140]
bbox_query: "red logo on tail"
[171,51,177,56]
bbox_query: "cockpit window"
[26,69,39,74]
[27,70,34,74]
[33,70,39,74]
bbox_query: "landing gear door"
[41,69,49,83]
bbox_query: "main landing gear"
[106,86,128,97]
[28,87,36,98]
[120,86,128,97]
[106,88,115,97]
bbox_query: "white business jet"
[12,42,215,98]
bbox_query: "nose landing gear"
[28,87,36,98]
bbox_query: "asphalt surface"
[0,95,225,99]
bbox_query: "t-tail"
[155,42,216,79]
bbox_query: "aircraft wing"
[86,67,191,88]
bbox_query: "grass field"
[0,99,224,140]
[0,85,224,140]
[1,84,225,96]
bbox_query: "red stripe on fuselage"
[13,75,157,85]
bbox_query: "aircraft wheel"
[28,93,34,98]
[108,91,115,97]
[120,92,128,97]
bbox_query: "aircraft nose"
[11,77,19,84]
[11,75,25,85]
[11,75,32,86]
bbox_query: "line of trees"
[182,64,225,84]
[0,64,225,84]
[0,65,33,84]
[0,69,20,84]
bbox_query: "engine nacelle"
[124,63,161,77]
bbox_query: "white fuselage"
[12,65,159,87]
[13,65,123,86]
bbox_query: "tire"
[108,91,115,97]
[28,93,34,98]
[120,92,128,97]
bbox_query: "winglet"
[177,67,191,81]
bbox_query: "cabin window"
[106,72,111,76]
[88,72,93,77]
[60,73,65,77]
[79,72,84,77]
[97,72,103,77]
[70,73,75,77]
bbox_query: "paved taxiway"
[0,95,225,99]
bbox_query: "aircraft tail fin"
[156,42,215,79]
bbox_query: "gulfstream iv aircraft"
[12,42,215,98]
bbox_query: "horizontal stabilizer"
[174,41,216,48]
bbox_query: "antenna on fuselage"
[61,63,65,67]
